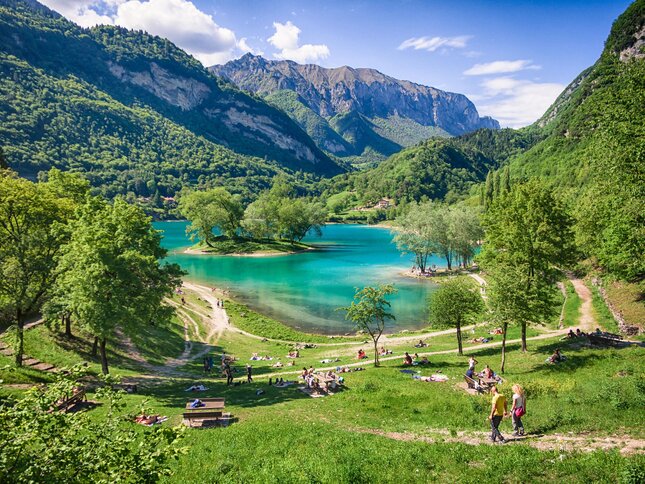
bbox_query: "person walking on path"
[246,364,253,383]
[488,385,508,443]
[224,363,233,385]
[511,384,526,436]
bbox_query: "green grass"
[3,285,644,483]
[163,421,644,483]
[591,284,621,334]
[193,237,314,255]
[562,281,582,327]
[226,300,363,343]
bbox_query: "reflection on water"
[156,221,446,333]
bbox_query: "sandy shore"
[182,246,319,257]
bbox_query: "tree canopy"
[53,197,183,374]
[340,284,397,367]
[428,278,484,355]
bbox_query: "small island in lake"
[184,236,317,256]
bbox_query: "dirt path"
[255,328,568,380]
[182,282,228,345]
[358,427,644,455]
[569,278,596,332]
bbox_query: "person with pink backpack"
[511,384,526,436]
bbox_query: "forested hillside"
[326,0,644,279]
[0,0,344,202]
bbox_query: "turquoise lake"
[155,222,446,333]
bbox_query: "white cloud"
[474,77,564,128]
[398,35,471,53]
[464,59,540,76]
[238,38,263,56]
[267,21,329,63]
[39,0,255,65]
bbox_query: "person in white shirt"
[511,384,526,436]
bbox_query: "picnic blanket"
[400,369,417,374]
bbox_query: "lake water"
[155,222,446,333]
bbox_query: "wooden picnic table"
[184,398,225,411]
[479,377,498,388]
[183,398,226,427]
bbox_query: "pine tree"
[502,166,511,193]
[493,170,501,198]
[484,171,494,209]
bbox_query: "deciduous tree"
[340,284,397,367]
[428,278,484,355]
[54,198,183,374]
[0,171,71,366]
[478,180,575,357]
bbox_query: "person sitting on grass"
[403,352,413,365]
[419,356,429,365]
[415,339,427,348]
[548,348,566,364]
[379,346,392,356]
[567,329,576,339]
[576,328,586,337]
[465,367,475,379]
[357,349,367,360]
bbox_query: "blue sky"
[40,0,632,127]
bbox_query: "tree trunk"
[500,321,508,373]
[456,319,463,355]
[446,253,452,271]
[64,314,72,338]
[91,336,99,357]
[14,309,24,367]
[373,339,380,367]
[99,338,109,375]
[521,321,527,352]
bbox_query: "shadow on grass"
[140,378,320,411]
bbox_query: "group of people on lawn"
[300,366,342,392]
[466,356,526,441]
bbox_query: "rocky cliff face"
[211,55,498,165]
[0,1,343,177]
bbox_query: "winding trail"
[569,278,596,332]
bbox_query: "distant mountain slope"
[0,0,344,199]
[211,55,499,166]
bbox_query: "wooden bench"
[54,388,87,412]
[183,398,226,427]
[464,375,481,392]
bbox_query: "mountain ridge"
[0,0,345,202]
[211,54,499,166]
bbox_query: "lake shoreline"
[183,245,319,258]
